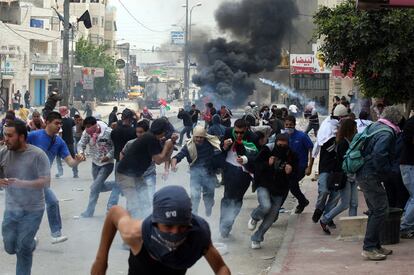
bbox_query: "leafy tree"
[314,0,414,109]
[75,38,117,100]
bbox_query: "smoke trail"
[258,78,324,113]
[192,0,297,107]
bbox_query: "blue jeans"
[251,187,284,242]
[144,173,156,213]
[349,179,359,216]
[321,177,359,223]
[400,165,414,232]
[82,163,120,217]
[315,172,340,213]
[44,188,62,237]
[117,173,151,219]
[2,209,44,275]
[179,126,193,145]
[189,168,215,216]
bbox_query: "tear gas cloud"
[192,0,297,107]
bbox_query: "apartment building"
[0,0,62,107]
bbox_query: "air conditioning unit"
[357,0,414,10]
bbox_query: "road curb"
[268,208,299,274]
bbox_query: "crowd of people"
[1,89,414,274]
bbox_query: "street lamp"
[189,3,202,41]
[182,1,202,102]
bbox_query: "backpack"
[342,123,394,174]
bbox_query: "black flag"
[78,10,92,29]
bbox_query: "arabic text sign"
[171,31,185,45]
[290,54,315,74]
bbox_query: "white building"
[0,0,62,108]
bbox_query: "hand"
[0,178,9,188]
[223,139,233,150]
[77,153,87,161]
[285,164,293,175]
[269,156,276,166]
[171,133,179,143]
[91,259,108,275]
[236,157,244,165]
[305,166,312,176]
[162,170,170,180]
[101,156,110,163]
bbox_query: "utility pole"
[183,0,189,102]
[69,27,74,104]
[62,0,70,105]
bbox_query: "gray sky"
[110,0,225,49]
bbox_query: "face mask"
[150,226,188,258]
[284,128,294,135]
[276,145,289,156]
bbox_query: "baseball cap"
[151,186,192,226]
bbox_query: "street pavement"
[0,101,299,275]
[0,155,295,275]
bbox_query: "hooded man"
[77,116,120,217]
[249,134,298,249]
[308,104,349,224]
[171,126,221,216]
[91,185,230,275]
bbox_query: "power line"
[117,0,172,33]
[1,23,60,42]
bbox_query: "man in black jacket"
[219,119,258,238]
[248,134,298,249]
[108,106,118,126]
[178,108,193,146]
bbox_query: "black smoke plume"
[192,0,297,107]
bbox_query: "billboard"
[171,31,185,45]
[290,54,316,74]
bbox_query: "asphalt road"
[0,101,309,275]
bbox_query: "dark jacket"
[178,110,193,127]
[208,114,226,138]
[357,122,396,180]
[254,143,298,196]
[221,127,259,172]
[108,111,118,125]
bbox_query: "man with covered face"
[91,185,230,275]
[170,125,222,216]
[248,133,298,249]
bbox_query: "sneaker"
[361,250,387,261]
[375,247,393,255]
[55,173,62,178]
[312,209,323,223]
[248,218,258,231]
[73,174,79,178]
[80,212,93,218]
[320,220,331,235]
[251,241,261,249]
[328,220,336,229]
[295,200,310,214]
[51,235,68,244]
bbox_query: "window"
[293,74,329,90]
[113,21,117,31]
[105,21,112,31]
[101,17,104,28]
[92,17,98,26]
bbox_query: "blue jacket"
[357,122,396,180]
[208,114,226,138]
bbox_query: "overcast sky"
[110,0,226,49]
